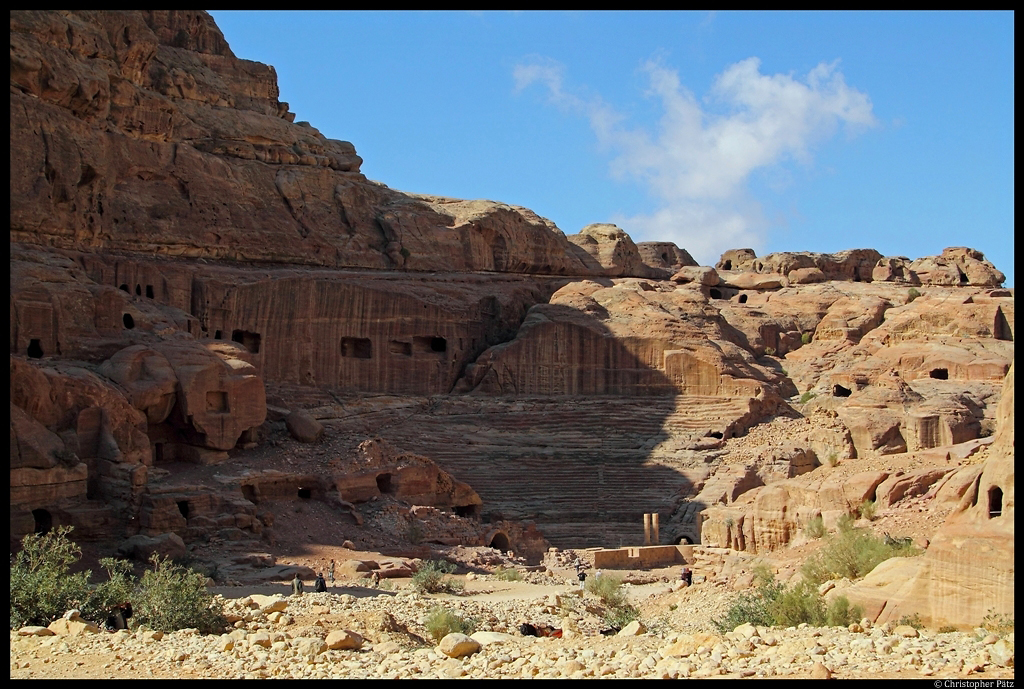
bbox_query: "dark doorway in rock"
[376,473,395,495]
[389,341,412,356]
[738,294,748,303]
[123,313,135,329]
[32,508,52,535]
[214,330,222,340]
[723,260,732,270]
[674,535,692,545]
[119,284,130,293]
[489,532,511,552]
[709,288,722,299]
[154,443,164,463]
[297,487,311,500]
[454,504,480,519]
[662,252,669,263]
[241,484,258,504]
[833,384,852,397]
[708,431,723,439]
[414,336,447,354]
[994,307,1013,341]
[232,330,262,354]
[27,339,43,358]
[430,337,447,353]
[341,337,372,359]
[177,501,190,519]
[929,368,949,380]
[146,285,154,298]
[988,486,1003,518]
[135,284,142,296]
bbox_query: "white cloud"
[515,56,877,266]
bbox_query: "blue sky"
[208,11,1014,286]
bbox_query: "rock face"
[7,10,1013,623]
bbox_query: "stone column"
[643,513,651,545]
[652,513,660,545]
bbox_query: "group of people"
[291,559,338,595]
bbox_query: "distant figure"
[328,560,336,588]
[681,567,692,587]
[370,571,380,588]
[105,602,133,631]
[595,570,602,580]
[314,573,327,593]
[577,566,587,590]
[292,573,304,596]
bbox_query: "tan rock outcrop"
[566,224,663,278]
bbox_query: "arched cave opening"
[707,431,724,439]
[145,285,154,298]
[27,339,43,358]
[994,307,1013,342]
[32,508,53,535]
[430,337,447,353]
[488,532,511,552]
[376,473,395,495]
[723,260,732,270]
[297,487,311,500]
[177,501,190,519]
[674,535,692,545]
[929,368,949,380]
[661,252,669,263]
[119,284,129,293]
[988,486,1003,518]
[241,484,258,504]
[833,384,852,397]
[709,288,722,300]
[135,284,142,296]
[454,504,480,519]
[214,330,222,340]
[738,294,748,303]
[123,313,135,329]
[153,443,164,463]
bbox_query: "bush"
[824,595,864,627]
[713,567,782,632]
[897,613,924,630]
[585,573,627,608]
[981,609,1014,635]
[771,580,826,627]
[801,525,921,586]
[405,521,424,545]
[81,557,136,625]
[713,567,861,632]
[805,516,826,539]
[835,513,856,533]
[604,603,641,630]
[858,499,877,521]
[801,332,813,345]
[411,559,462,594]
[493,566,522,582]
[10,526,92,629]
[132,555,227,634]
[799,391,816,404]
[424,605,476,643]
[825,453,839,467]
[907,287,921,303]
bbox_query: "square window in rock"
[389,340,412,356]
[206,390,229,413]
[341,337,372,359]
[413,336,447,354]
[231,330,261,354]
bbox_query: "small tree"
[132,555,227,634]
[411,559,462,594]
[10,526,92,629]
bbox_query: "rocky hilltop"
[9,9,1013,638]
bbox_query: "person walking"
[575,559,587,591]
[328,560,336,589]
[291,573,304,596]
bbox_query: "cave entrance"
[146,285,154,298]
[135,285,142,296]
[988,486,1003,518]
[707,431,723,439]
[454,504,480,519]
[241,484,258,504]
[738,294,748,303]
[674,535,692,545]
[994,307,1013,341]
[929,368,949,380]
[389,341,412,356]
[119,284,130,293]
[153,443,164,463]
[123,313,135,329]
[177,501,190,519]
[27,339,43,358]
[297,487,311,500]
[833,384,852,397]
[414,336,447,354]
[341,337,372,359]
[232,330,262,354]
[709,288,722,300]
[376,473,395,495]
[488,532,511,552]
[32,508,53,535]
[723,260,732,270]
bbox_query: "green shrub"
[835,513,856,533]
[604,603,641,630]
[938,624,959,634]
[981,609,1014,635]
[799,391,816,404]
[424,605,476,643]
[714,568,861,632]
[824,595,864,627]
[81,557,136,625]
[805,516,826,539]
[858,499,877,521]
[801,525,921,586]
[771,580,826,627]
[132,555,227,634]
[897,613,924,630]
[10,526,92,629]
[825,453,839,467]
[405,521,424,545]
[801,332,813,345]
[585,573,627,608]
[907,287,921,303]
[411,559,462,594]
[713,569,782,632]
[494,566,523,582]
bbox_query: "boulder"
[116,532,187,562]
[285,410,324,443]
[565,224,659,278]
[438,632,481,658]
[325,629,363,650]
